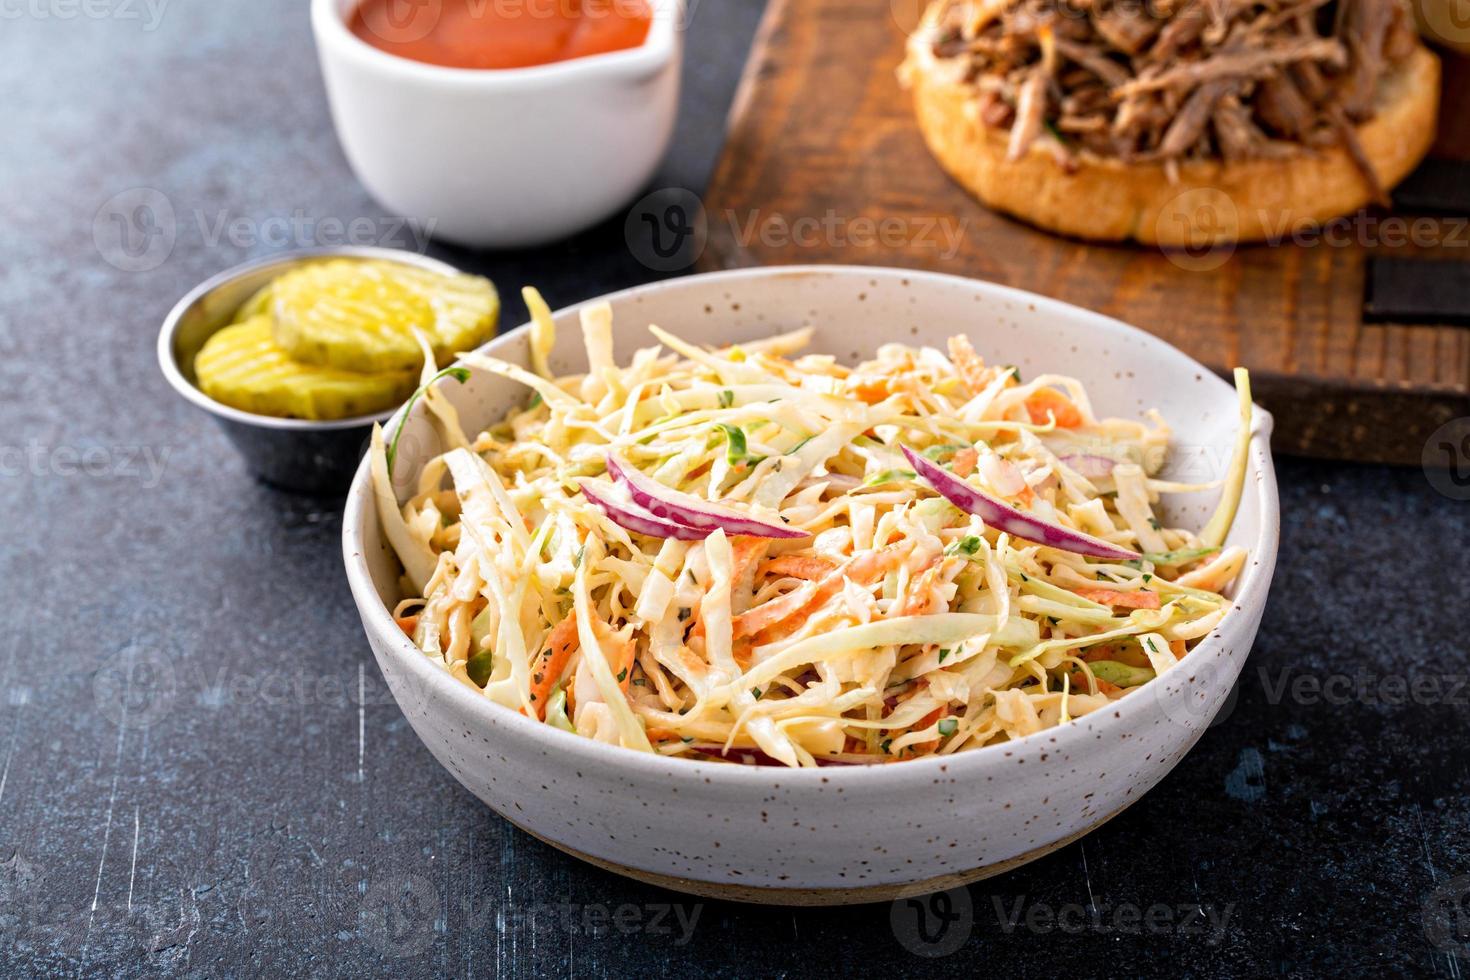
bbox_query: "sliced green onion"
[387,366,472,476]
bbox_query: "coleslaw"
[373,290,1252,767]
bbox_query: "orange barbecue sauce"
[349,0,653,70]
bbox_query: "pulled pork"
[922,0,1422,199]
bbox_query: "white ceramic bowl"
[311,0,683,248]
[342,266,1279,905]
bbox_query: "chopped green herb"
[573,545,586,569]
[717,423,746,454]
[717,389,734,409]
[527,390,543,410]
[880,738,893,755]
[945,536,982,557]
[751,687,763,701]
[1148,517,1163,531]
[1006,366,1022,383]
[937,718,958,737]
[717,423,766,468]
[617,668,628,683]
[677,607,691,622]
[938,648,952,663]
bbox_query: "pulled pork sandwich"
[901,0,1439,245]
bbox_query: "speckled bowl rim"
[342,264,1280,788]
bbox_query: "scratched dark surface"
[2,0,1469,975]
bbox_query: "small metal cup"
[157,247,460,495]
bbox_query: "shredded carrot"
[909,706,946,754]
[748,546,910,644]
[645,728,682,743]
[673,644,708,680]
[1073,587,1161,610]
[765,554,838,581]
[896,561,950,616]
[849,377,892,404]
[1025,387,1084,428]
[688,535,770,645]
[947,335,989,395]
[615,637,637,694]
[729,535,770,609]
[951,447,978,477]
[733,584,818,639]
[1070,670,1123,696]
[527,617,580,720]
[1083,642,1151,668]
[394,615,419,637]
[1170,639,1188,658]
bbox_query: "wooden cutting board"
[699,0,1470,464]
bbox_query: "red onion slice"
[607,454,808,539]
[902,446,1140,560]
[1058,454,1118,480]
[580,481,710,540]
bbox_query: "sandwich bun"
[903,36,1440,246]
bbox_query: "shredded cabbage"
[375,303,1251,766]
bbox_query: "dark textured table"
[3,1,1468,975]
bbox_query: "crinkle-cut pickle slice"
[270,259,499,373]
[233,283,274,323]
[194,315,417,421]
